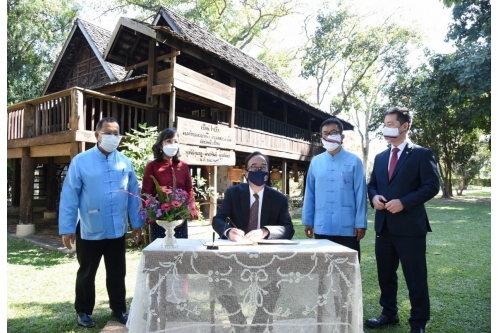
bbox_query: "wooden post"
[229,77,236,128]
[19,147,34,224]
[45,157,57,213]
[18,102,36,223]
[12,159,21,206]
[146,39,156,106]
[168,54,177,128]
[70,89,84,131]
[169,87,176,128]
[208,166,218,222]
[70,142,84,160]
[24,103,35,139]
[281,160,287,195]
[146,39,159,126]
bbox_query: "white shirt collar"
[392,141,408,152]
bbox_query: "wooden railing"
[7,87,154,140]
[234,126,322,159]
[234,107,315,142]
[7,87,320,158]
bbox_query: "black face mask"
[246,170,269,186]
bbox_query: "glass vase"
[156,219,184,248]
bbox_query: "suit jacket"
[212,183,295,240]
[367,142,440,236]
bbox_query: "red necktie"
[388,147,400,180]
[248,194,259,232]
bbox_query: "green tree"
[119,123,158,185]
[7,0,80,105]
[445,0,491,136]
[301,1,421,174]
[452,132,489,195]
[380,0,490,199]
[300,3,358,106]
[99,0,305,50]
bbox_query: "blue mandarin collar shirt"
[59,144,144,240]
[302,148,367,236]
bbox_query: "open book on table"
[202,239,298,246]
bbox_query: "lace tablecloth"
[127,239,363,333]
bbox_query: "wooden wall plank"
[7,148,22,158]
[31,143,74,157]
[152,83,172,95]
[174,79,233,107]
[175,64,233,94]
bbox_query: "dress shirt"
[387,141,408,171]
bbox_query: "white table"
[127,238,363,333]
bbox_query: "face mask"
[99,134,121,153]
[247,169,269,187]
[162,143,179,157]
[382,126,401,140]
[321,135,342,151]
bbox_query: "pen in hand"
[226,217,237,228]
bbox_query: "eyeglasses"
[321,130,341,137]
[247,165,268,172]
[99,132,120,136]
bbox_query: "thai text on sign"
[177,117,235,149]
[180,145,235,166]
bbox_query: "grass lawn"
[7,187,491,332]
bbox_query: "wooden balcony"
[7,87,155,159]
[7,87,320,161]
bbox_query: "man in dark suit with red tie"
[366,107,440,333]
[212,151,295,333]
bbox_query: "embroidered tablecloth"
[127,238,363,333]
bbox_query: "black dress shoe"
[77,312,96,328]
[365,314,400,328]
[111,311,129,324]
[410,328,425,333]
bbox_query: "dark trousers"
[75,224,127,315]
[375,227,429,329]
[314,234,361,263]
[217,281,281,333]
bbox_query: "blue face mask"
[246,170,269,186]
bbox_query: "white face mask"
[382,126,401,140]
[162,143,179,157]
[321,135,342,151]
[99,134,121,153]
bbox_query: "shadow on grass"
[7,298,134,333]
[7,237,74,268]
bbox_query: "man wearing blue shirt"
[59,117,144,328]
[302,117,367,262]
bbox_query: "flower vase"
[156,219,184,248]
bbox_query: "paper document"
[202,239,298,246]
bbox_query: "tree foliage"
[7,0,80,105]
[452,132,489,195]
[445,0,491,134]
[300,4,358,106]
[119,123,158,185]
[300,1,420,113]
[99,0,305,50]
[300,1,421,174]
[382,0,490,198]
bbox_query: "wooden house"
[7,7,353,235]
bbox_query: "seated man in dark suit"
[212,151,295,333]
